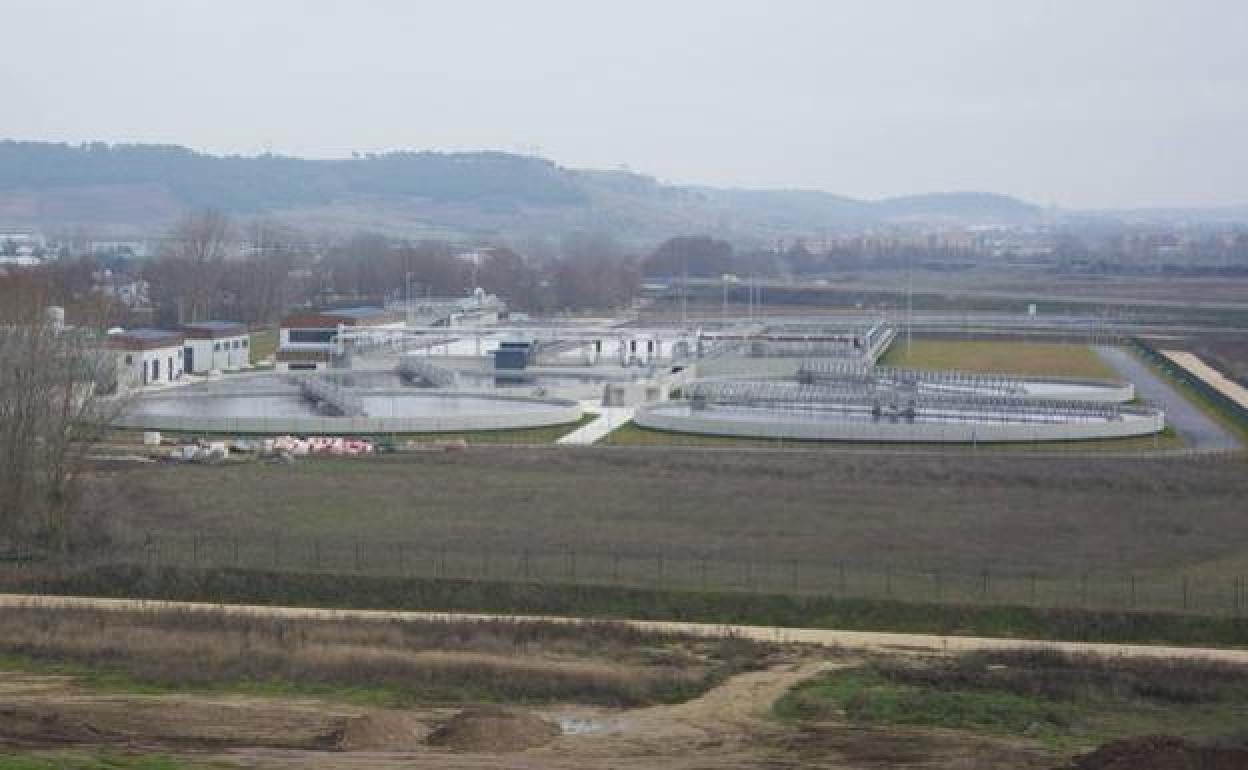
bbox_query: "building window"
[242,339,249,348]
[125,354,133,365]
[289,363,316,371]
[233,339,241,349]
[151,359,160,381]
[289,329,336,344]
[214,342,221,351]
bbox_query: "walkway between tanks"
[1094,345,1241,450]
[556,403,634,445]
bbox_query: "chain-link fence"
[49,533,1246,618]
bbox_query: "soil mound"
[336,711,427,751]
[1070,735,1248,770]
[426,706,560,753]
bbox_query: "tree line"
[131,210,643,326]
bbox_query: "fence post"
[1081,573,1088,607]
[354,541,361,573]
[439,546,447,578]
[981,568,990,598]
[1182,575,1189,611]
[192,535,199,567]
[232,538,239,567]
[657,554,664,587]
[700,558,707,590]
[1130,573,1136,609]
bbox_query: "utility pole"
[405,271,414,327]
[906,256,913,356]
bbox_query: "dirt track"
[0,661,1054,769]
[1161,349,1248,409]
[3,593,1247,664]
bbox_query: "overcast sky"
[3,0,1246,208]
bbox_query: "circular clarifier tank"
[119,381,583,434]
[634,400,1164,443]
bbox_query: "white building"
[106,329,185,388]
[181,320,250,374]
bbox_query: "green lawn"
[880,339,1117,380]
[776,650,1248,750]
[248,327,277,365]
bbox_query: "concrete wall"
[116,393,583,435]
[634,403,1164,443]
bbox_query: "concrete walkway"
[1094,345,1241,450]
[4,594,1248,664]
[557,403,635,445]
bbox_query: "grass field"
[879,339,1117,379]
[85,446,1248,613]
[777,649,1248,750]
[248,327,277,365]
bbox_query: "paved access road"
[3,593,1247,664]
[1094,345,1241,450]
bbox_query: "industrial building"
[106,329,185,388]
[113,311,1166,444]
[181,320,249,374]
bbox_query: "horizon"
[5,137,1246,214]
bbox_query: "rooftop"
[328,306,392,319]
[183,320,247,331]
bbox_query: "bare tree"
[147,209,234,324]
[0,273,127,553]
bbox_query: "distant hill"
[0,140,1049,243]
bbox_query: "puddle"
[559,716,616,735]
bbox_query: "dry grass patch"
[0,605,775,708]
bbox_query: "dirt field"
[878,339,1118,379]
[4,599,1247,769]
